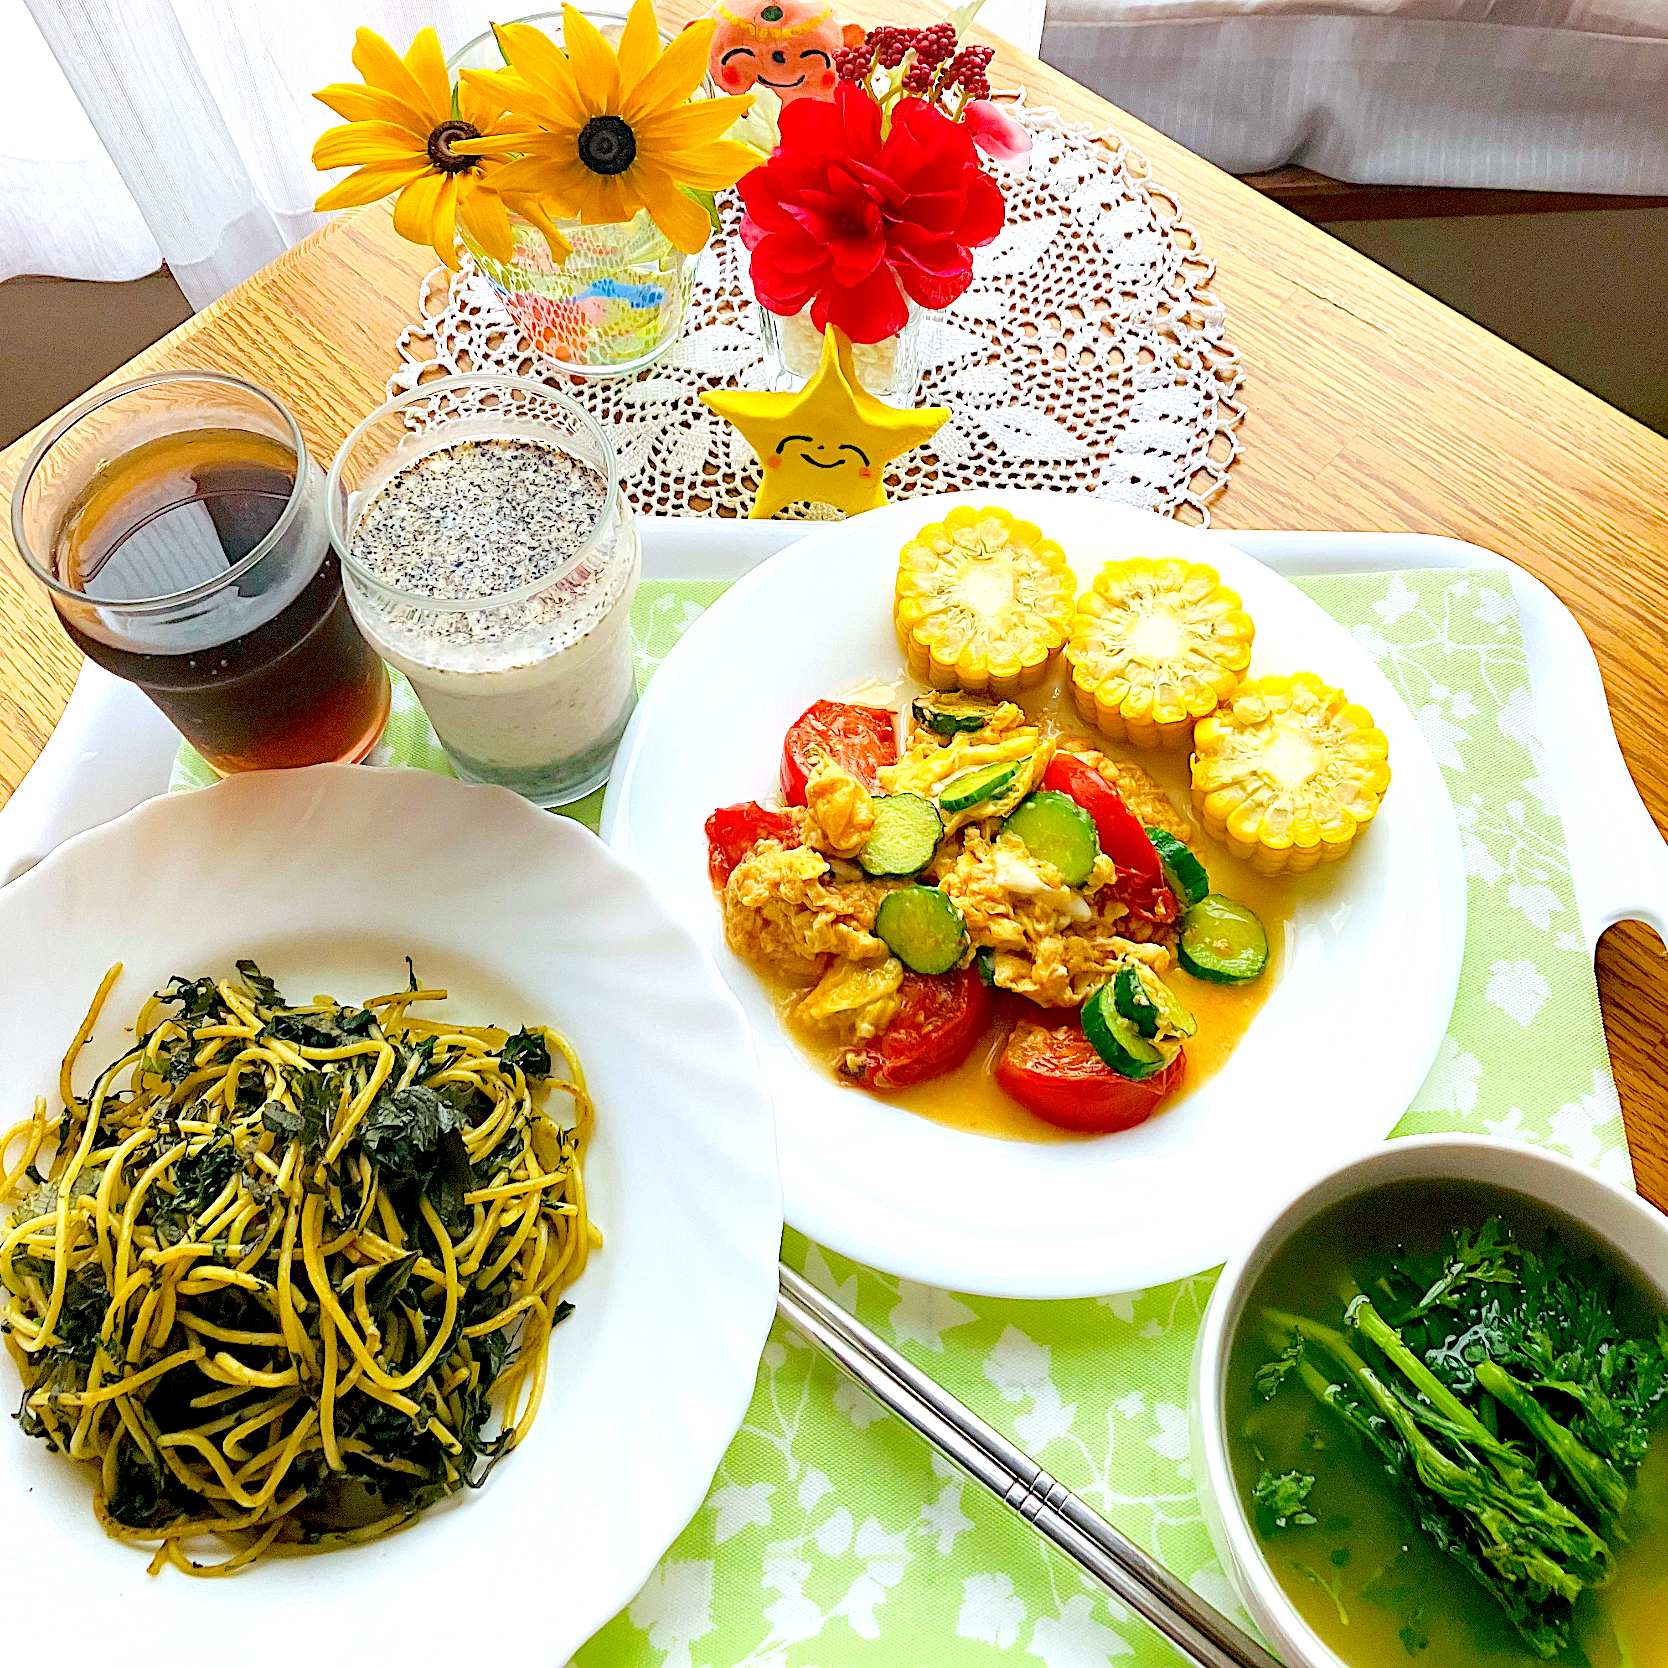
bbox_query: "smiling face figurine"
[701,326,949,518]
[704,0,863,104]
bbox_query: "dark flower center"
[426,120,481,174]
[577,115,637,176]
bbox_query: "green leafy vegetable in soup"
[1229,1180,1668,1667]
[1254,1467,1318,1532]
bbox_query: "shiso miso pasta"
[0,960,597,1574]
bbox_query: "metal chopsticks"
[777,1265,1281,1668]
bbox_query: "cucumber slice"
[940,759,1023,813]
[1002,791,1100,888]
[974,946,999,989]
[860,793,944,876]
[1145,827,1209,908]
[1112,966,1161,1038]
[875,886,968,975]
[1112,966,1197,1040]
[1178,894,1269,984]
[911,694,997,736]
[1082,983,1171,1080]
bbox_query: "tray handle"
[1219,532,1668,957]
[1511,566,1668,957]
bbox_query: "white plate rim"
[603,490,1466,1298]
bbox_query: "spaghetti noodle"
[0,960,596,1574]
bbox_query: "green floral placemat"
[170,566,1628,1667]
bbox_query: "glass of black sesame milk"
[327,373,641,806]
[11,371,390,773]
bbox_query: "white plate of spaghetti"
[0,765,781,1665]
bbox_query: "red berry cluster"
[833,26,998,107]
[947,43,995,99]
[870,24,912,68]
[833,42,872,82]
[914,21,959,66]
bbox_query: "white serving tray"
[3,522,1664,962]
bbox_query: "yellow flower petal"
[488,147,587,197]
[461,65,528,108]
[620,17,713,124]
[402,27,453,125]
[558,6,622,116]
[570,171,634,227]
[631,162,716,254]
[313,81,428,133]
[311,120,426,171]
[351,28,436,122]
[434,174,463,269]
[456,179,514,264]
[633,96,754,152]
[461,67,573,134]
[449,128,548,160]
[502,193,574,264]
[314,161,431,212]
[392,169,455,264]
[492,22,590,129]
[457,75,509,132]
[615,0,660,86]
[656,138,762,192]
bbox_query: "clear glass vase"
[469,212,692,377]
[755,301,925,403]
[448,12,693,378]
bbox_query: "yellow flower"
[312,27,570,270]
[457,0,756,256]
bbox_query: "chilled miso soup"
[1227,1180,1668,1668]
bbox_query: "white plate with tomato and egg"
[602,491,1465,1298]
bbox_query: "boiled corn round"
[1190,671,1390,875]
[894,506,1075,697]
[1064,557,1255,748]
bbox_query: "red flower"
[739,82,1005,345]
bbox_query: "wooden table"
[3,1,1666,1207]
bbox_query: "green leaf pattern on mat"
[169,565,1627,1667]
[1335,570,1628,1187]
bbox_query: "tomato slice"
[995,1017,1185,1133]
[851,968,991,1091]
[705,800,801,886]
[781,700,898,807]
[1041,754,1177,924]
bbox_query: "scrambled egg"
[905,697,1029,751]
[718,700,1194,1015]
[881,725,1055,834]
[938,829,1170,1006]
[722,843,892,980]
[803,758,876,858]
[794,956,905,1042]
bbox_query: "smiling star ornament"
[702,326,949,519]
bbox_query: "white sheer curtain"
[2,0,161,283]
[6,0,1047,312]
[10,0,502,307]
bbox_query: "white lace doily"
[391,101,1243,524]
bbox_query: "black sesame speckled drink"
[327,375,640,807]
[11,373,390,773]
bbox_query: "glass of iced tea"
[10,370,391,774]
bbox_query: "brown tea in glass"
[11,371,389,774]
